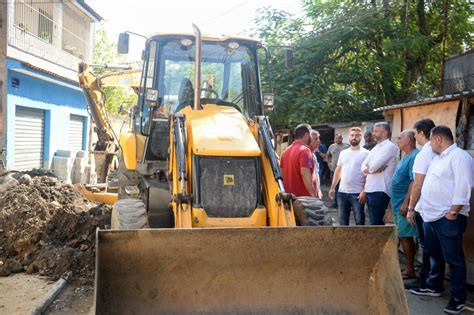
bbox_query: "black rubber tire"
[293,197,333,226]
[111,198,148,230]
[110,155,141,199]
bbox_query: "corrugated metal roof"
[327,122,362,128]
[445,48,474,62]
[374,89,474,112]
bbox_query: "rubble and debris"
[0,174,19,193]
[0,169,111,284]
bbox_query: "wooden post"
[455,98,469,149]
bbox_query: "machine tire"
[111,198,149,230]
[293,197,333,226]
[110,155,141,199]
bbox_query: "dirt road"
[0,170,110,314]
[0,273,53,314]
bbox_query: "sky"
[86,0,303,60]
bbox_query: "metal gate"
[14,106,45,170]
[69,114,84,152]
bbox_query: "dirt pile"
[0,170,111,284]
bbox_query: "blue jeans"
[337,192,365,225]
[424,215,467,301]
[328,171,339,207]
[414,211,445,288]
[318,166,324,182]
[366,192,390,225]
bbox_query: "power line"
[199,0,249,26]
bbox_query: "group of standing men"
[280,120,472,314]
[407,121,472,314]
[328,122,398,226]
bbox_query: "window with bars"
[38,8,53,43]
[62,3,89,60]
[14,0,55,42]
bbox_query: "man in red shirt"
[280,123,317,197]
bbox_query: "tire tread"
[111,198,148,230]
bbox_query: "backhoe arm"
[78,62,116,152]
[78,62,142,152]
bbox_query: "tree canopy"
[92,24,138,114]
[252,0,473,128]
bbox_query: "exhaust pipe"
[192,24,202,110]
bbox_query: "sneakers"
[443,298,465,314]
[409,287,442,297]
[404,281,420,290]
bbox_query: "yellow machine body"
[184,105,261,157]
[167,104,295,229]
[119,132,137,171]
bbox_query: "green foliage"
[93,24,137,114]
[93,25,119,65]
[252,0,473,128]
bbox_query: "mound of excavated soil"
[0,171,111,284]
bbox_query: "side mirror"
[118,32,129,54]
[145,88,159,107]
[284,48,294,68]
[263,93,274,112]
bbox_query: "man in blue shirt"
[392,130,419,279]
[315,143,328,182]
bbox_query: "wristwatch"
[449,211,458,216]
[407,208,415,212]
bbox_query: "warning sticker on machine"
[223,174,235,186]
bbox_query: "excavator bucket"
[75,184,118,205]
[95,226,407,314]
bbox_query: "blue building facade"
[0,0,102,170]
[5,59,89,169]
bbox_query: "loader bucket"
[95,226,407,314]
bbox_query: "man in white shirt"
[329,127,369,225]
[410,126,472,314]
[361,122,398,225]
[406,119,445,292]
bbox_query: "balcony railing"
[9,0,92,71]
[62,4,90,60]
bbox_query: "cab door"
[136,41,158,162]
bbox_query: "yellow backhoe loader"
[94,25,407,314]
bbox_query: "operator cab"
[133,34,271,164]
[143,35,263,120]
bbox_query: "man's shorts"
[394,212,417,237]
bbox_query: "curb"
[28,272,72,315]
